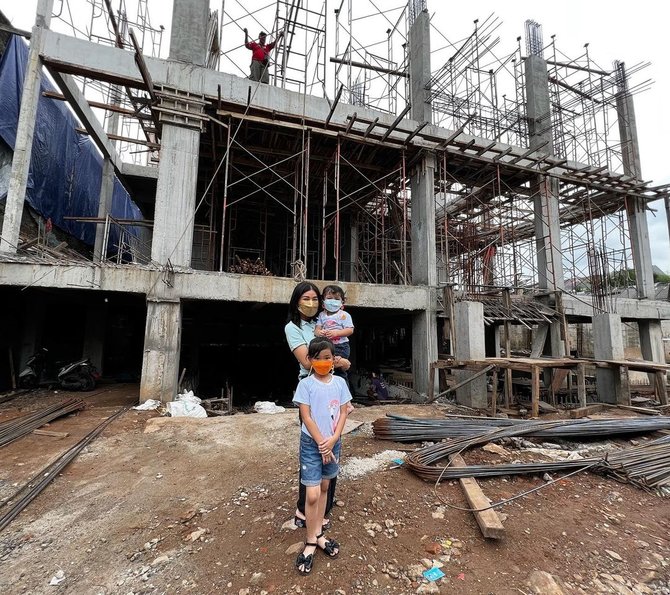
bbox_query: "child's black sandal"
[295,542,317,575]
[293,515,307,529]
[316,532,339,558]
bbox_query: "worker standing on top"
[244,28,284,84]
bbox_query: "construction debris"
[229,256,272,276]
[399,420,670,496]
[0,399,85,448]
[0,407,129,532]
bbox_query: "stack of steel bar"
[0,407,129,532]
[400,418,670,495]
[0,399,86,448]
[373,414,670,442]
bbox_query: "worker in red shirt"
[244,28,284,84]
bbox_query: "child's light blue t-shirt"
[284,320,316,378]
[316,310,354,344]
[293,375,352,438]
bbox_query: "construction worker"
[244,28,284,84]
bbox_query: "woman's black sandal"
[316,532,339,558]
[295,542,317,575]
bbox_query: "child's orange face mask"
[311,359,333,375]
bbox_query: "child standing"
[292,338,351,575]
[315,285,354,377]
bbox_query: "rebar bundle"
[0,399,86,448]
[373,414,670,442]
[0,407,129,532]
[395,417,670,495]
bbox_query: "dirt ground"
[1,385,670,595]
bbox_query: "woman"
[285,282,350,529]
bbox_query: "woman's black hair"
[287,281,321,326]
[307,337,335,359]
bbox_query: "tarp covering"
[0,35,144,250]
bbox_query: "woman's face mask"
[297,295,319,318]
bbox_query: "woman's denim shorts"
[299,431,341,487]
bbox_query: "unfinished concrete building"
[1,0,669,408]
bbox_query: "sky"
[3,0,669,273]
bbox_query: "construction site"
[1,1,670,594]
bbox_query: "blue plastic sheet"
[0,35,144,251]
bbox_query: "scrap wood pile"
[373,415,670,496]
[229,256,272,276]
[0,399,85,448]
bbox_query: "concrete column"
[83,301,107,373]
[169,0,210,66]
[0,0,54,253]
[410,153,438,396]
[140,298,182,403]
[151,121,200,267]
[616,86,654,299]
[408,6,432,124]
[525,51,564,361]
[593,313,625,403]
[93,158,115,261]
[454,301,487,408]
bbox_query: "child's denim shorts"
[299,431,341,487]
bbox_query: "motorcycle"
[57,358,100,391]
[18,347,49,388]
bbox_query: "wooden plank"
[427,365,495,403]
[531,366,541,418]
[577,363,587,407]
[530,323,549,358]
[428,363,436,402]
[449,454,505,540]
[537,400,557,413]
[32,429,69,438]
[551,368,570,393]
[568,404,605,419]
[654,372,668,405]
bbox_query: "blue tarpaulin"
[0,35,144,250]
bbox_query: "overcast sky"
[3,0,669,273]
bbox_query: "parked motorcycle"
[18,347,49,388]
[57,358,100,391]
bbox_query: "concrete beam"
[0,261,433,309]
[121,162,159,179]
[46,68,122,174]
[37,29,659,199]
[561,294,670,321]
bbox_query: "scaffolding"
[39,1,669,316]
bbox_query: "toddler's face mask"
[323,298,342,313]
[311,359,333,375]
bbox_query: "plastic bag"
[166,400,208,418]
[253,401,286,414]
[133,399,161,411]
